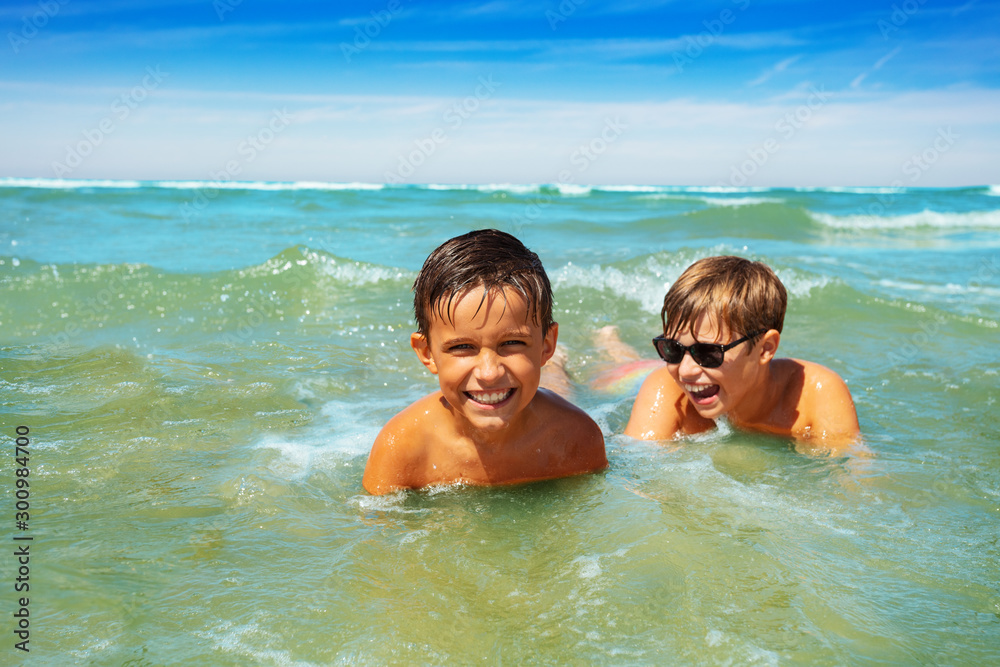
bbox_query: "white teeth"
[468,389,513,405]
[683,384,704,393]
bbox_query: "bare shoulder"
[789,359,861,447]
[624,365,689,440]
[532,389,607,471]
[361,393,440,495]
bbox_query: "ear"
[539,322,559,365]
[757,329,780,365]
[411,332,438,374]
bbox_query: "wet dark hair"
[661,256,786,344]
[413,229,554,338]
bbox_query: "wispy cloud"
[747,55,802,87]
[851,45,902,89]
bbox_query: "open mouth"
[465,388,515,406]
[683,383,720,404]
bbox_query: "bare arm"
[362,409,425,495]
[624,366,685,440]
[796,364,862,454]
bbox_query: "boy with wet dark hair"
[363,229,606,494]
[623,255,860,451]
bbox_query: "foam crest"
[0,177,143,189]
[306,250,409,286]
[808,209,1000,230]
[0,177,387,192]
[552,258,684,313]
[877,278,1000,298]
[793,186,908,195]
[151,180,385,191]
[428,183,542,194]
[697,196,784,207]
[554,183,593,196]
[594,185,664,193]
[552,255,830,312]
[773,268,833,299]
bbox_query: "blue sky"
[2,0,998,185]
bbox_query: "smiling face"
[411,285,557,438]
[666,313,774,421]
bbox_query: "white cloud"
[3,82,998,187]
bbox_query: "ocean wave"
[636,194,784,207]
[551,253,830,313]
[151,180,386,191]
[0,177,387,192]
[0,177,144,189]
[698,196,784,207]
[593,185,664,193]
[877,279,1000,298]
[988,185,1000,197]
[424,183,543,194]
[808,209,1000,230]
[306,250,410,286]
[793,186,909,195]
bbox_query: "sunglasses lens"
[691,344,724,368]
[656,339,684,364]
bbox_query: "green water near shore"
[2,181,998,664]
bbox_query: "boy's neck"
[726,360,782,430]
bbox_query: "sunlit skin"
[624,313,861,453]
[362,286,607,494]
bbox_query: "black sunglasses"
[652,330,765,369]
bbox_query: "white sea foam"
[878,278,1000,298]
[987,185,1000,197]
[306,250,409,285]
[0,177,387,192]
[554,183,593,196]
[551,257,684,313]
[793,185,908,195]
[808,209,1000,230]
[551,255,828,313]
[594,185,664,193]
[253,399,384,478]
[152,179,385,191]
[423,183,542,194]
[697,196,784,207]
[0,177,143,189]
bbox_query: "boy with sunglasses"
[623,256,860,451]
[362,229,607,495]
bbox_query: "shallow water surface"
[1,179,998,664]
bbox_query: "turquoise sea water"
[1,178,999,665]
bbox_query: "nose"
[676,348,702,379]
[474,349,504,384]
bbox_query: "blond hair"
[661,256,786,342]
